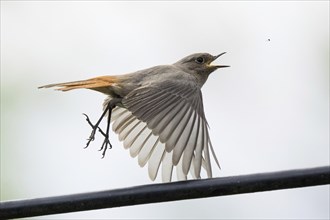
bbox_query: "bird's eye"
[195,57,204,64]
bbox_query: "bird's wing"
[109,81,220,182]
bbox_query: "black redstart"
[39,52,229,182]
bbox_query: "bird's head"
[174,52,230,76]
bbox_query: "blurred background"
[1,1,329,219]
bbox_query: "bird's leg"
[98,106,113,158]
[83,107,109,149]
[83,99,119,154]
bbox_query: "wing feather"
[112,110,132,132]
[127,124,149,157]
[138,95,176,123]
[189,155,198,179]
[162,151,173,182]
[138,133,160,167]
[172,104,197,165]
[118,118,141,142]
[110,81,219,182]
[148,140,165,180]
[128,92,171,119]
[111,107,127,122]
[150,99,185,136]
[162,103,190,148]
[203,121,212,177]
[176,156,187,181]
[182,110,200,175]
[165,105,193,155]
[193,114,204,178]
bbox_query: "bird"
[39,52,229,182]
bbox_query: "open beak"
[211,52,230,68]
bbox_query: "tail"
[38,76,117,92]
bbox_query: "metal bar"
[1,166,329,219]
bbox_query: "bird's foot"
[98,128,112,158]
[81,98,119,157]
[82,110,112,157]
[83,113,97,148]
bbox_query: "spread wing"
[109,81,220,182]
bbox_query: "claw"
[83,113,94,128]
[85,133,95,149]
[101,139,112,159]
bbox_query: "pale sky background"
[1,1,329,219]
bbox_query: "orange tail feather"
[38,76,117,92]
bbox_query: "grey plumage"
[40,52,229,182]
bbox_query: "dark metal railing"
[1,166,329,219]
